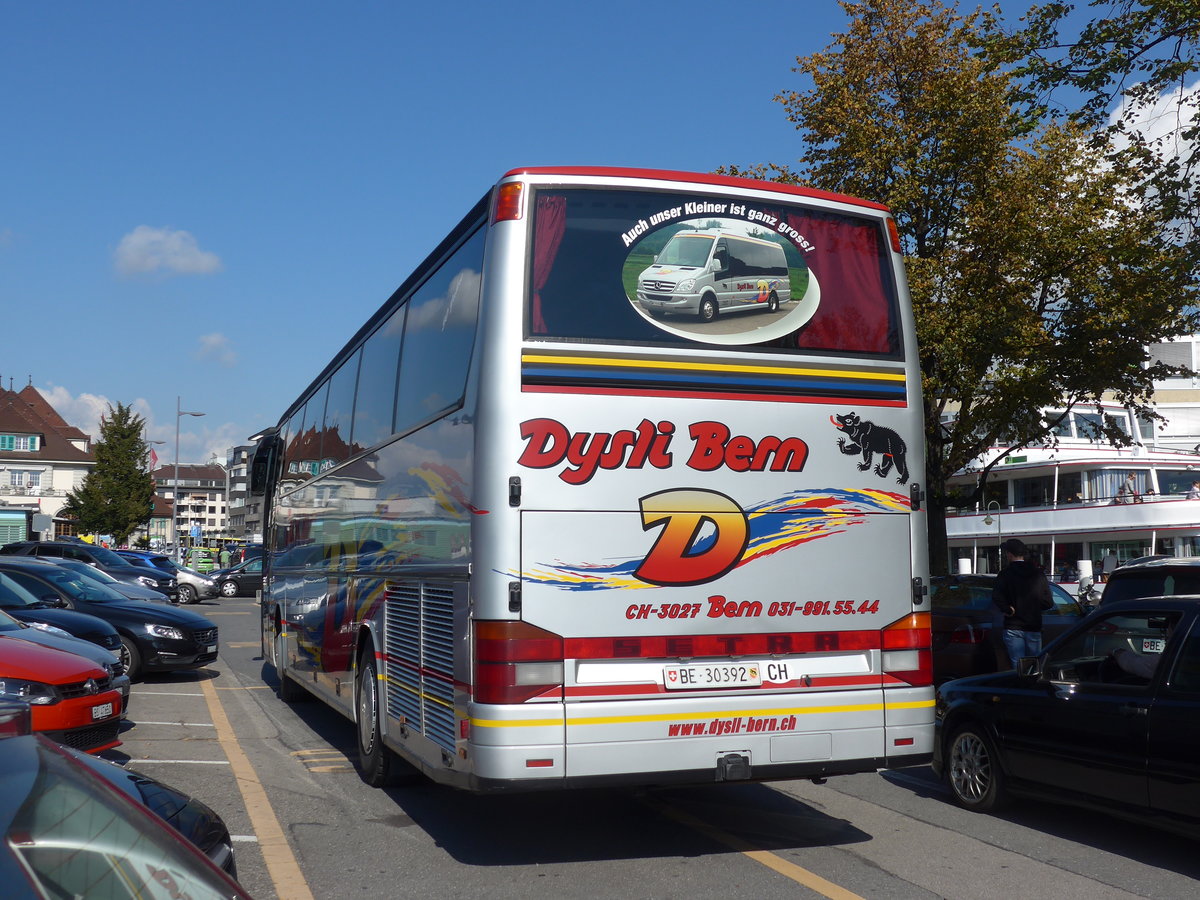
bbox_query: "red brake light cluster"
[881,612,932,686]
[474,620,563,704]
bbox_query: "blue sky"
[1,1,847,465]
[3,3,1194,467]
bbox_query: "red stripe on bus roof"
[501,166,891,213]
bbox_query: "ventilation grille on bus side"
[383,580,456,753]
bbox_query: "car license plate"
[207,644,218,655]
[1142,638,1165,653]
[663,662,762,690]
[92,702,113,721]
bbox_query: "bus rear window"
[528,188,901,357]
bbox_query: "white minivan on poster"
[636,228,791,322]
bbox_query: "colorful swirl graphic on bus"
[515,487,909,591]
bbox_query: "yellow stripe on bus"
[522,353,906,382]
[471,698,933,729]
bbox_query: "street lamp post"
[983,500,1003,572]
[143,432,166,546]
[175,397,206,564]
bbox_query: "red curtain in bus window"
[786,211,896,354]
[531,194,567,334]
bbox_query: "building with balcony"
[152,463,229,547]
[0,381,94,538]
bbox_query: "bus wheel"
[767,291,779,313]
[699,296,718,322]
[947,723,1007,812]
[276,627,308,703]
[356,651,420,787]
[356,653,395,786]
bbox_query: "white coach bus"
[253,166,933,791]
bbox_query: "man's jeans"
[1003,629,1042,667]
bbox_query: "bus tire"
[767,291,779,313]
[698,296,718,322]
[946,723,1007,812]
[356,652,397,787]
[275,627,308,703]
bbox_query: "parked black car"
[0,568,123,656]
[931,573,1084,682]
[213,556,264,598]
[0,703,247,895]
[934,597,1200,836]
[0,540,178,601]
[1098,556,1200,608]
[0,558,218,680]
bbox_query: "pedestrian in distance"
[219,547,231,568]
[992,537,1055,667]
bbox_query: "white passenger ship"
[946,404,1200,588]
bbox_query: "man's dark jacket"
[992,560,1054,632]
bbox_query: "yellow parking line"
[642,795,864,900]
[200,676,314,900]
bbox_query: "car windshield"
[148,556,178,573]
[118,554,154,569]
[81,544,133,567]
[57,561,122,585]
[38,569,127,603]
[9,739,248,900]
[655,233,715,267]
[1103,570,1200,604]
[0,572,42,609]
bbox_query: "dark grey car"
[0,540,177,601]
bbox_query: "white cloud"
[1109,78,1200,164]
[41,386,112,441]
[194,332,237,367]
[114,225,222,276]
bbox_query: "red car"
[0,634,123,753]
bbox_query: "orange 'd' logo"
[635,488,749,586]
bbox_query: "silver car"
[117,550,218,604]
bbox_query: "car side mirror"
[1017,656,1042,678]
[44,595,67,608]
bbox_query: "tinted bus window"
[529,188,900,356]
[353,307,405,450]
[394,228,485,434]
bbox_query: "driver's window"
[1043,610,1180,686]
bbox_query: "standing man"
[219,546,231,569]
[993,538,1055,666]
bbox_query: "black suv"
[1098,557,1200,608]
[0,541,177,601]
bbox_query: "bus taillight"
[881,612,932,686]
[474,620,564,704]
[492,182,525,222]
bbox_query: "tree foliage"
[62,403,156,545]
[722,0,1199,571]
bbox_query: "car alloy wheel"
[947,724,1006,811]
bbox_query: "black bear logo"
[832,412,909,484]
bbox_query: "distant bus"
[253,166,933,792]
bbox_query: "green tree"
[62,403,157,545]
[723,0,1199,572]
